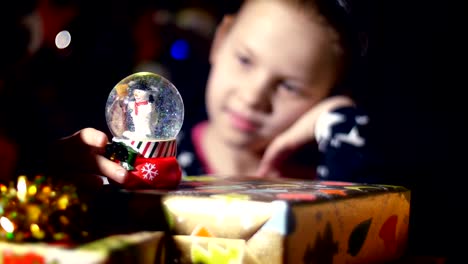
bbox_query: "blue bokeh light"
[170,39,189,60]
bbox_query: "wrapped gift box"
[0,231,164,263]
[135,176,411,264]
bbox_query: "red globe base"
[121,156,182,190]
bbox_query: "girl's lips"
[228,111,259,132]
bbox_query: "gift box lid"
[160,175,409,202]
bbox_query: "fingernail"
[97,134,108,146]
[115,168,128,182]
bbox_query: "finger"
[94,155,128,184]
[65,172,109,190]
[77,128,109,148]
[257,110,318,177]
[58,128,108,155]
[255,135,298,177]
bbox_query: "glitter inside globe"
[105,72,184,141]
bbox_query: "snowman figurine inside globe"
[104,72,184,189]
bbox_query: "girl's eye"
[279,82,302,95]
[236,53,252,66]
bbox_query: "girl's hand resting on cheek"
[255,96,354,179]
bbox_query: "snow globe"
[104,72,184,189]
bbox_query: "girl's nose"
[238,73,273,112]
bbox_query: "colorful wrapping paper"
[138,176,411,264]
[0,231,164,264]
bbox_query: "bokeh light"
[55,30,71,49]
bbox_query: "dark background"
[1,0,465,259]
[366,1,465,260]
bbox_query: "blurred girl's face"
[206,0,343,151]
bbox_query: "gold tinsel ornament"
[0,175,90,245]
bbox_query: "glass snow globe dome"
[105,72,184,141]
